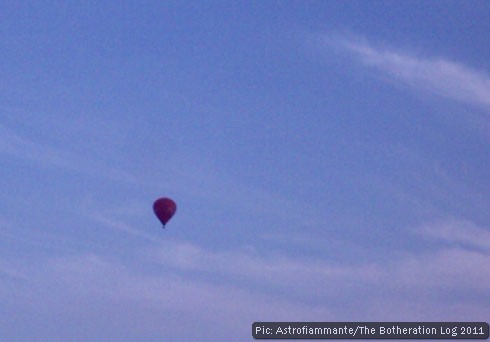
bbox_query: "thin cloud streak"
[150,231,490,296]
[3,234,489,322]
[418,219,490,251]
[392,248,490,292]
[150,239,381,296]
[328,36,490,109]
[89,213,161,244]
[1,219,489,341]
[0,124,137,184]
[0,252,335,341]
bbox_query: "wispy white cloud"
[326,35,490,109]
[418,219,490,251]
[88,213,161,244]
[1,218,489,341]
[392,247,490,292]
[150,234,490,296]
[150,239,381,299]
[0,124,137,183]
[0,252,335,341]
[0,217,78,254]
[51,215,490,305]
[1,217,489,341]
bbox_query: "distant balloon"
[153,197,177,227]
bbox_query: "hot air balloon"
[153,197,177,228]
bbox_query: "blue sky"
[1,1,490,341]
